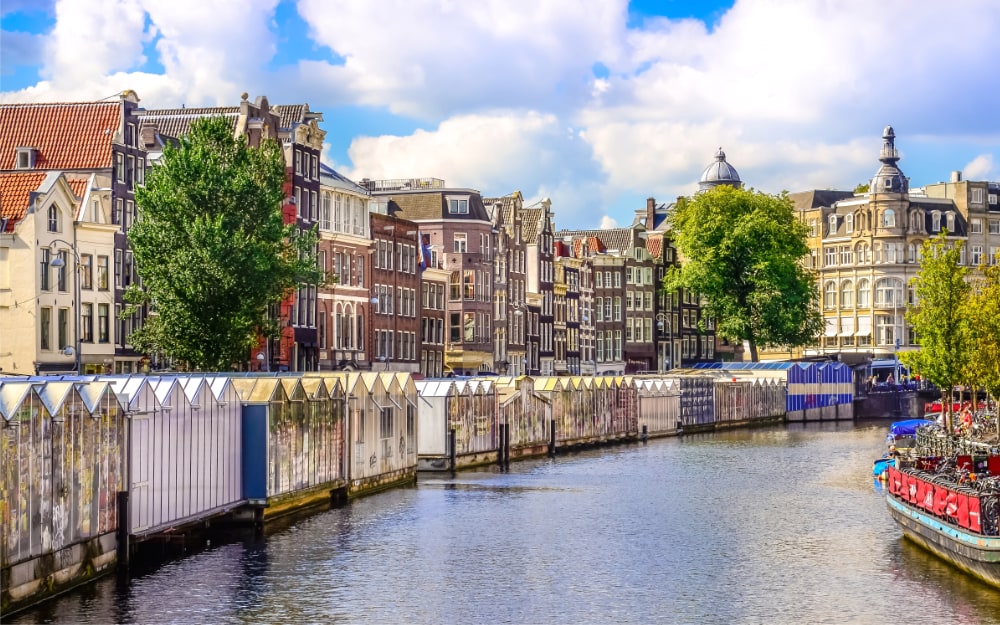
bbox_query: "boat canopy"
[886,419,934,444]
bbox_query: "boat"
[882,421,1000,589]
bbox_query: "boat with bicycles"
[882,419,1000,589]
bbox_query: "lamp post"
[48,239,82,374]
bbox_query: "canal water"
[11,421,1000,625]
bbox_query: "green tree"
[964,262,1000,440]
[853,182,870,193]
[663,185,823,361]
[899,233,971,432]
[125,116,320,371]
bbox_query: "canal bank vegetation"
[901,233,1000,440]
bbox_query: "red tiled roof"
[0,172,46,231]
[646,234,663,260]
[0,102,121,171]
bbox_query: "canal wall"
[1,364,853,615]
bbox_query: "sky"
[3,0,1000,230]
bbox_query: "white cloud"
[599,215,618,229]
[294,0,629,119]
[963,154,996,181]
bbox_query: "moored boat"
[883,424,1000,589]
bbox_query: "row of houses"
[0,91,724,379]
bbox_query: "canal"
[11,421,1000,624]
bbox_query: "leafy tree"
[125,116,320,371]
[853,182,870,193]
[964,262,1000,440]
[663,185,823,361]
[899,233,971,432]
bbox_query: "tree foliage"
[663,185,823,361]
[125,116,320,371]
[964,262,1000,438]
[900,233,971,430]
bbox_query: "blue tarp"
[886,419,934,444]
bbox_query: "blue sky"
[3,0,1000,229]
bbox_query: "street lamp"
[48,239,82,374]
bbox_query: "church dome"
[698,147,742,191]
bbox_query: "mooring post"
[116,490,130,570]
[641,424,648,443]
[449,428,457,472]
[549,418,556,457]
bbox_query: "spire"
[879,125,899,166]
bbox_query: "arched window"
[882,209,895,228]
[334,303,344,349]
[844,213,854,233]
[908,243,917,263]
[931,211,941,232]
[840,280,854,308]
[829,214,838,234]
[946,213,955,232]
[857,279,871,308]
[874,278,903,307]
[824,281,837,309]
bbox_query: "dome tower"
[698,147,742,192]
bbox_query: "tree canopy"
[899,233,971,430]
[962,261,1000,439]
[125,116,319,371]
[663,185,823,361]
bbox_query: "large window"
[80,254,93,290]
[882,209,895,227]
[874,278,902,307]
[40,307,51,350]
[840,280,853,308]
[824,281,837,309]
[40,248,52,291]
[448,198,469,214]
[98,304,110,343]
[97,256,109,290]
[453,233,468,253]
[82,303,93,342]
[857,279,870,308]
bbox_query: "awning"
[824,318,838,337]
[839,317,855,337]
[855,316,872,337]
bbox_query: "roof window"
[16,147,37,169]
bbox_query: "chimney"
[951,171,962,183]
[646,197,656,228]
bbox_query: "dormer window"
[844,214,853,233]
[946,213,955,232]
[16,147,36,169]
[932,211,941,232]
[448,197,469,214]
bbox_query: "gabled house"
[0,91,148,373]
[0,171,115,374]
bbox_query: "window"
[845,213,854,233]
[825,247,836,266]
[79,254,93,290]
[824,281,837,309]
[840,280,853,308]
[48,204,59,232]
[454,233,468,253]
[971,245,983,266]
[990,219,1000,235]
[56,251,67,291]
[972,188,984,204]
[931,212,941,232]
[82,303,93,342]
[971,218,983,234]
[16,147,35,169]
[946,213,955,232]
[116,153,124,183]
[828,214,837,233]
[875,278,902,307]
[97,256,109,290]
[595,272,603,288]
[40,248,51,291]
[448,198,469,214]
[58,307,68,351]
[40,307,52,350]
[857,279,870,308]
[614,272,621,288]
[882,209,895,228]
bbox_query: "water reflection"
[10,423,1000,625]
